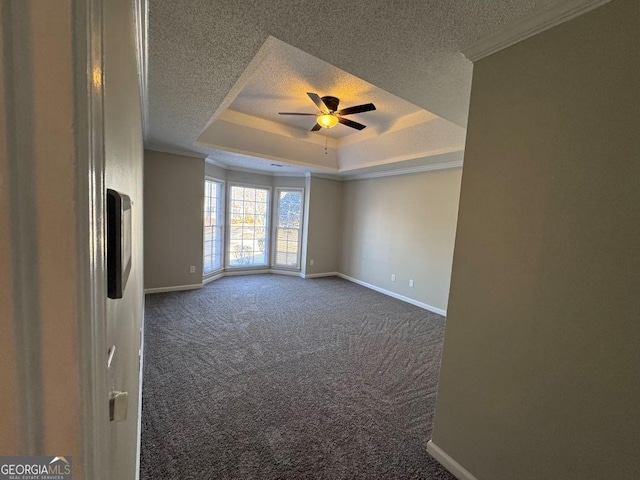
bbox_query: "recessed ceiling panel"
[227,40,423,139]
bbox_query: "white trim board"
[144,284,203,294]
[307,172,343,181]
[461,0,612,62]
[222,268,302,278]
[270,269,302,277]
[206,157,311,178]
[145,145,208,159]
[148,268,305,294]
[135,0,148,143]
[221,268,271,277]
[145,271,447,317]
[336,273,446,316]
[426,441,479,480]
[134,5,148,479]
[301,271,338,279]
[343,160,463,181]
[203,272,224,284]
[205,153,461,182]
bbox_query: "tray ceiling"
[148,0,562,174]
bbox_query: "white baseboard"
[427,441,479,480]
[203,272,224,284]
[301,271,338,279]
[145,271,446,318]
[336,273,446,316]
[144,283,202,294]
[153,269,302,293]
[271,269,302,277]
[223,268,272,276]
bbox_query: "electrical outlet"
[189,266,196,273]
[409,279,414,287]
[391,274,396,282]
[310,259,314,266]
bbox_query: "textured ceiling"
[148,0,561,159]
[227,40,422,139]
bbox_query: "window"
[203,178,224,274]
[274,189,303,268]
[228,185,270,267]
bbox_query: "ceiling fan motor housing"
[278,92,374,131]
[321,96,340,112]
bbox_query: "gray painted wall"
[145,154,308,288]
[205,161,226,180]
[144,150,205,289]
[340,169,462,311]
[226,168,274,188]
[431,1,640,478]
[273,175,307,189]
[147,154,461,312]
[305,177,344,275]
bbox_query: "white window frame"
[225,182,272,269]
[272,187,304,270]
[203,176,225,276]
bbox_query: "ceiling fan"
[279,92,376,131]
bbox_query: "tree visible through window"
[275,189,303,268]
[228,185,270,267]
[204,179,223,274]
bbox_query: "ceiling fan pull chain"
[325,135,328,155]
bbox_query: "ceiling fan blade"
[338,117,366,130]
[311,123,322,132]
[336,103,376,116]
[307,92,328,112]
[278,112,318,115]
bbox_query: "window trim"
[225,182,272,270]
[272,187,305,271]
[203,176,225,277]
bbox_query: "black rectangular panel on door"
[106,189,132,299]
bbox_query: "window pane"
[228,185,270,267]
[203,179,224,274]
[275,190,302,268]
[256,190,268,202]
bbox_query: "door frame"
[76,0,108,477]
[78,0,147,478]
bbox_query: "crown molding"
[339,147,464,174]
[204,157,227,168]
[197,141,339,172]
[461,0,612,62]
[145,144,208,159]
[307,172,343,181]
[206,156,311,178]
[343,160,463,181]
[272,172,308,178]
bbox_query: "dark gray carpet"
[141,275,454,479]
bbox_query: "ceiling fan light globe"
[317,114,339,129]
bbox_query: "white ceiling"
[148,0,562,170]
[227,42,422,139]
[196,38,466,174]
